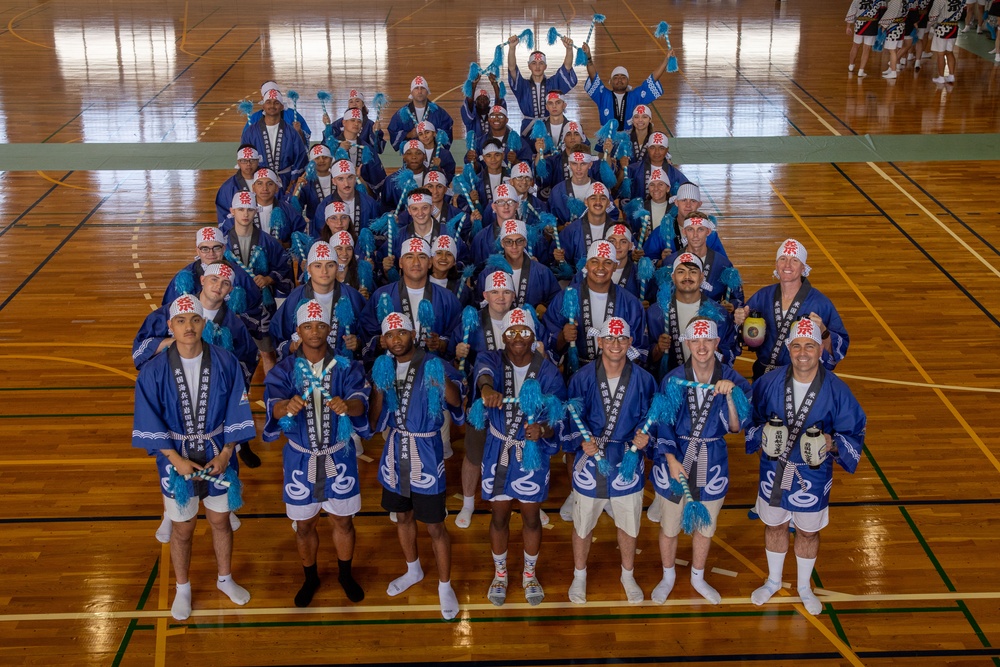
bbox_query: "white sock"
[751,550,786,606]
[229,513,241,532]
[387,559,424,596]
[691,567,720,605]
[155,514,172,544]
[455,496,475,529]
[539,508,550,526]
[796,556,822,615]
[620,566,644,603]
[568,567,587,604]
[171,581,192,621]
[651,566,676,604]
[523,550,538,584]
[438,580,459,619]
[217,574,250,605]
[492,551,508,579]
[647,500,662,523]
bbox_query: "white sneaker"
[932,76,946,84]
[995,54,1000,63]
[230,513,241,532]
[848,63,855,72]
[962,24,971,32]
[897,62,905,70]
[990,48,997,54]
[914,61,921,70]
[921,52,932,59]
[883,70,897,79]
[945,74,955,83]
[907,53,915,61]
[857,69,867,78]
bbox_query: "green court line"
[111,558,158,667]
[811,570,850,646]
[832,606,962,615]
[898,507,955,592]
[3,133,997,171]
[863,445,899,501]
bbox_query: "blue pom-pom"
[654,21,670,39]
[227,285,247,315]
[544,395,565,424]
[423,357,446,419]
[507,129,521,153]
[361,145,373,165]
[574,47,589,67]
[462,78,473,100]
[293,356,311,390]
[624,198,643,221]
[618,447,640,482]
[223,466,243,511]
[202,320,217,346]
[547,27,559,46]
[619,175,633,200]
[654,265,673,289]
[562,287,580,322]
[490,44,505,75]
[305,160,317,182]
[519,379,544,417]
[646,392,671,426]
[471,216,483,238]
[461,305,480,337]
[290,231,313,263]
[596,120,618,142]
[663,379,686,425]
[536,155,550,180]
[445,212,465,238]
[460,262,476,287]
[317,90,331,103]
[485,253,514,275]
[469,398,487,429]
[334,146,351,161]
[357,228,376,259]
[638,257,655,284]
[522,438,543,472]
[372,92,388,111]
[683,499,712,534]
[498,81,507,100]
[377,292,394,323]
[596,456,612,477]
[261,286,274,310]
[598,160,616,189]
[238,100,253,117]
[173,269,195,296]
[279,413,298,432]
[667,56,678,74]
[518,29,535,50]
[387,267,400,282]
[435,129,450,151]
[270,207,287,237]
[358,260,374,293]
[568,198,586,219]
[418,298,436,334]
[720,266,742,291]
[873,28,886,52]
[287,89,300,104]
[731,386,751,423]
[336,413,354,443]
[335,296,355,331]
[369,211,391,235]
[373,353,398,411]
[593,13,605,23]
[400,106,416,126]
[464,129,477,154]
[531,121,549,141]
[169,468,192,507]
[698,299,727,323]
[669,476,684,497]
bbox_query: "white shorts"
[966,0,985,6]
[573,492,643,539]
[931,36,957,52]
[755,497,829,533]
[853,34,876,45]
[917,27,927,39]
[164,492,231,522]
[286,494,361,520]
[884,38,902,50]
[657,495,725,538]
[491,494,514,502]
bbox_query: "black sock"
[338,559,365,603]
[295,564,321,607]
[237,442,261,468]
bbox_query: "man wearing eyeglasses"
[473,307,566,606]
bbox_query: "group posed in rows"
[131,36,866,622]
[845,0,1000,82]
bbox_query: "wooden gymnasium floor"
[1,0,1000,665]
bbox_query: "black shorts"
[381,487,447,524]
[463,425,486,466]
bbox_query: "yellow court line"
[6,3,53,50]
[712,535,866,667]
[779,83,1000,281]
[178,0,254,64]
[4,589,1000,624]
[34,171,93,191]
[0,355,137,382]
[388,0,439,29]
[770,184,1000,477]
